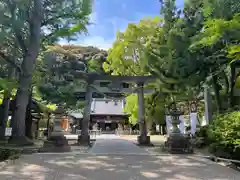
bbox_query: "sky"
[60,0,184,50]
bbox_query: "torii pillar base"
[137,135,152,146]
[77,135,90,146]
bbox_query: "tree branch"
[0,51,22,73]
[41,13,72,26]
[13,30,28,54]
[6,1,28,53]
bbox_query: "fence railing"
[76,129,102,138]
[116,130,140,135]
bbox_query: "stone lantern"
[164,102,193,154]
[169,102,182,134]
[52,107,66,134]
[39,106,71,152]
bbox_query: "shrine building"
[90,98,129,131]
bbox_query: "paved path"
[0,135,239,180]
[90,134,148,155]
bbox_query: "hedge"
[207,111,240,160]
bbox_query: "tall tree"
[38,45,108,108]
[0,0,92,142]
[104,17,167,130]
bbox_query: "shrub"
[208,111,240,160]
[0,148,21,161]
[193,125,211,148]
[196,125,209,138]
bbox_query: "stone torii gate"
[74,73,155,145]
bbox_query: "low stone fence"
[116,130,140,135]
[76,130,102,138]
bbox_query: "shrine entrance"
[75,74,155,145]
[97,122,118,131]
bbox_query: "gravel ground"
[0,137,239,180]
[0,135,239,180]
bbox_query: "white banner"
[5,128,12,136]
[179,115,185,134]
[201,115,208,126]
[190,112,198,135]
[165,115,172,134]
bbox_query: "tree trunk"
[46,113,50,137]
[150,121,157,135]
[25,89,33,139]
[162,125,167,135]
[80,84,92,144]
[230,65,237,108]
[0,90,11,138]
[212,75,222,112]
[10,0,43,143]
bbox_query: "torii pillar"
[137,83,151,145]
[78,83,92,145]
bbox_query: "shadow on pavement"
[0,153,239,180]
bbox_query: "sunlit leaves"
[42,0,92,43]
[191,13,240,66]
[123,94,139,125]
[103,16,162,76]
[228,45,240,60]
[38,44,107,108]
[0,78,18,91]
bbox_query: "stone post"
[78,83,92,145]
[137,83,151,145]
[204,86,212,124]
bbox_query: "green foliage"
[202,0,240,20]
[191,14,240,51]
[0,78,17,92]
[37,45,107,108]
[123,94,138,124]
[208,112,240,159]
[103,16,162,76]
[0,0,92,70]
[41,0,92,43]
[0,148,21,161]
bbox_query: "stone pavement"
[90,134,147,155]
[0,135,239,180]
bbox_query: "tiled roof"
[91,98,127,115]
[69,98,127,118]
[69,112,83,119]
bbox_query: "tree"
[190,1,240,110]
[123,94,138,125]
[103,16,162,76]
[104,17,164,131]
[0,0,92,141]
[0,56,18,137]
[144,0,240,113]
[38,45,108,108]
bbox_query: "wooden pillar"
[79,83,92,144]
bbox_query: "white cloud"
[107,17,128,33]
[59,36,114,50]
[89,12,97,24]
[80,36,113,50]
